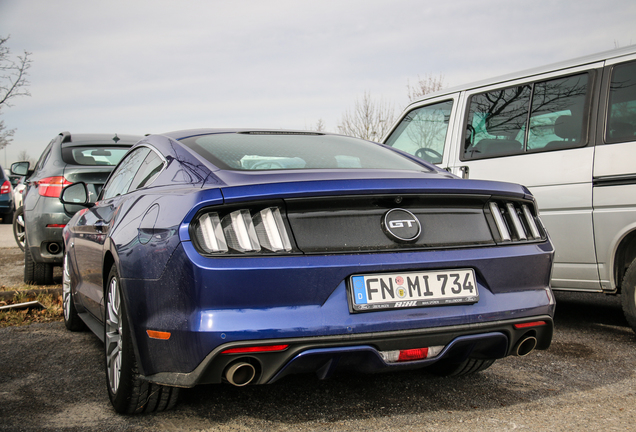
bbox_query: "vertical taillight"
[36,177,72,198]
[0,180,10,195]
[194,207,293,255]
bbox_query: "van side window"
[383,100,453,164]
[606,60,636,144]
[463,73,590,160]
[465,85,531,158]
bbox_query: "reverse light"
[0,180,10,194]
[380,345,445,363]
[36,176,72,198]
[221,344,289,354]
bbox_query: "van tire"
[621,259,636,333]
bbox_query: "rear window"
[180,132,431,172]
[61,146,130,166]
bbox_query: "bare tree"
[17,149,35,166]
[305,118,326,132]
[407,73,446,102]
[0,35,32,150]
[337,91,396,141]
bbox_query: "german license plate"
[349,269,478,312]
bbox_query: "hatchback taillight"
[0,181,10,195]
[36,176,72,198]
[0,180,11,195]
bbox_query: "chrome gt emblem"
[382,208,421,243]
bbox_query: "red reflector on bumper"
[46,224,67,228]
[222,344,289,354]
[514,320,547,329]
[397,348,429,362]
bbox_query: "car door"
[445,67,601,291]
[73,147,152,319]
[592,55,636,291]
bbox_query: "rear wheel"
[62,253,86,331]
[621,259,636,333]
[12,206,25,251]
[429,358,496,377]
[24,236,53,285]
[104,266,179,414]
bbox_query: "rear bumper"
[143,316,553,387]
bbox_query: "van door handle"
[460,166,469,179]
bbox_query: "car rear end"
[0,167,13,223]
[124,176,555,387]
[24,134,139,269]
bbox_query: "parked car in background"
[0,166,14,224]
[383,46,636,331]
[11,131,141,284]
[60,129,555,414]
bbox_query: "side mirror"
[11,161,30,176]
[60,182,93,207]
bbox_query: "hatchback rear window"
[61,147,130,166]
[180,132,431,172]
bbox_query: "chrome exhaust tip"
[47,242,61,255]
[514,336,538,356]
[225,362,257,386]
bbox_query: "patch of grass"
[0,290,63,328]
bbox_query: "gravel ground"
[1,222,635,431]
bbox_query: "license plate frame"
[349,268,479,313]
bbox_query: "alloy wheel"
[105,276,123,394]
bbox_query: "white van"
[383,46,636,331]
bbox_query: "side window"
[463,72,590,159]
[384,100,453,164]
[101,147,150,200]
[465,85,531,158]
[606,60,636,143]
[34,140,55,173]
[528,74,588,150]
[128,150,164,192]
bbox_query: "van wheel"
[621,259,636,333]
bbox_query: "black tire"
[429,358,496,377]
[621,259,636,333]
[24,236,54,285]
[12,206,25,251]
[104,266,179,414]
[62,253,86,331]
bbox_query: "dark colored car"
[11,132,141,284]
[60,129,555,414]
[0,166,14,224]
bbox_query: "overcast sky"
[1,0,635,167]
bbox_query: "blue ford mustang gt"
[60,129,555,414]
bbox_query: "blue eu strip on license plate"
[350,269,478,312]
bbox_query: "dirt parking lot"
[1,224,635,431]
